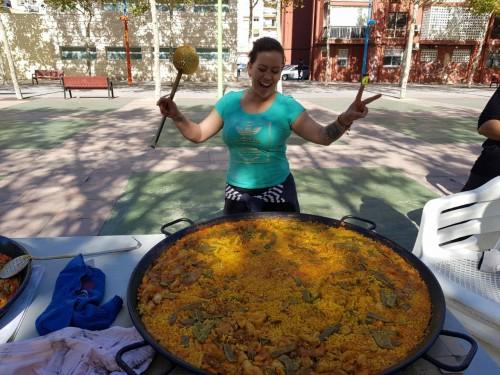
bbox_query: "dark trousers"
[224,174,300,215]
[461,172,496,191]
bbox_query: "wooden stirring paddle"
[151,45,199,148]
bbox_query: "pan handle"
[161,218,195,236]
[339,215,376,231]
[115,340,152,375]
[422,329,477,372]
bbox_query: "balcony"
[386,28,407,38]
[263,7,277,17]
[323,26,366,40]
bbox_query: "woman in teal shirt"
[157,37,381,214]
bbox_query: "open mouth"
[259,81,273,88]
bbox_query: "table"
[11,235,500,374]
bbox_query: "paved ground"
[0,80,493,247]
[1,80,499,361]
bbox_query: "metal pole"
[121,0,133,86]
[217,0,223,98]
[360,0,373,83]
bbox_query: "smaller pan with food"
[0,236,32,319]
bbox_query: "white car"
[281,64,309,80]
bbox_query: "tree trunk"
[325,4,330,84]
[217,0,224,98]
[169,1,174,88]
[150,0,161,99]
[248,1,255,47]
[467,12,492,87]
[0,14,22,99]
[85,14,93,76]
[399,2,419,99]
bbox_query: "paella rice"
[0,253,21,309]
[137,218,432,375]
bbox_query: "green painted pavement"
[367,108,481,144]
[307,97,482,144]
[8,98,133,112]
[0,98,132,149]
[422,96,490,111]
[101,167,437,250]
[0,119,89,149]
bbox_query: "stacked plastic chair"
[413,176,500,349]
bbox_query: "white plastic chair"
[413,176,500,349]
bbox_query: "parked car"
[281,64,309,80]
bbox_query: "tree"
[149,0,160,99]
[45,0,102,76]
[0,8,22,99]
[399,1,422,99]
[248,0,259,47]
[465,0,499,87]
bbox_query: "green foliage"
[44,0,100,14]
[465,0,500,14]
[44,0,206,17]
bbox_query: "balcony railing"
[323,26,366,39]
[386,28,407,38]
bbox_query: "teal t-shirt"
[214,90,305,189]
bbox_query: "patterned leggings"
[223,174,300,215]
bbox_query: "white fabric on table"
[0,326,154,375]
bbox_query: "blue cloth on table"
[35,255,123,336]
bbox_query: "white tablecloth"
[7,234,500,374]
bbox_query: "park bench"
[62,76,115,99]
[490,74,499,88]
[32,69,64,85]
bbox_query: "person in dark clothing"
[297,59,304,80]
[462,87,500,191]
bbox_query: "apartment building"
[236,0,281,65]
[287,0,499,85]
[0,1,237,82]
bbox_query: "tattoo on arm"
[325,121,345,141]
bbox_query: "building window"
[155,47,173,60]
[106,47,142,60]
[263,18,276,28]
[492,17,500,39]
[337,49,348,67]
[451,49,470,64]
[61,46,97,60]
[421,6,489,40]
[196,48,230,61]
[193,0,229,12]
[387,12,407,38]
[420,49,437,62]
[383,48,403,67]
[485,52,499,68]
[103,2,126,12]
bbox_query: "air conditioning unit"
[413,42,420,50]
[414,25,420,33]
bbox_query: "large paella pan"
[119,213,476,375]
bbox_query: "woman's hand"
[156,96,184,122]
[341,84,382,125]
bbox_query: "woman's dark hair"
[248,37,285,64]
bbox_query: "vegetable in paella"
[137,218,431,375]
